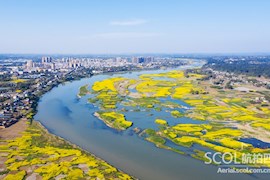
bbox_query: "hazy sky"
[0,0,270,54]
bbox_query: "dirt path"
[0,118,28,140]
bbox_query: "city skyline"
[0,0,270,54]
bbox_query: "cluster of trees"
[204,57,270,78]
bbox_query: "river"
[34,60,269,180]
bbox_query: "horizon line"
[1,52,270,56]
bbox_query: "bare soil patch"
[0,118,28,140]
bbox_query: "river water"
[35,61,269,180]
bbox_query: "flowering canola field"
[0,122,132,180]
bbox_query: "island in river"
[79,69,270,168]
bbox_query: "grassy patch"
[78,84,89,97]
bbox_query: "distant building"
[26,60,34,69]
[51,63,56,70]
[116,57,121,62]
[132,57,138,64]
[69,61,81,68]
[145,57,154,63]
[42,56,52,63]
[132,57,146,64]
[138,57,145,63]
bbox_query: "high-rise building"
[131,57,138,64]
[116,57,121,62]
[132,57,145,64]
[42,56,52,63]
[26,60,33,69]
[51,63,56,70]
[138,57,145,63]
[145,57,154,63]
